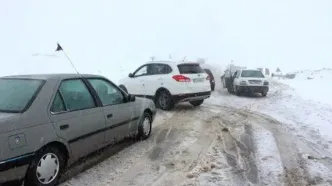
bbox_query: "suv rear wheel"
[189,100,204,107]
[155,90,174,110]
[25,146,65,186]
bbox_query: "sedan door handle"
[60,124,69,130]
[107,114,113,118]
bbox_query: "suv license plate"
[193,78,204,83]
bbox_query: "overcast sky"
[0,0,331,81]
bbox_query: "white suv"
[232,69,269,96]
[118,61,211,110]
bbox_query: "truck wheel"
[189,100,204,107]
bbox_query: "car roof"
[1,73,104,80]
[144,61,200,66]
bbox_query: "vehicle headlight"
[240,81,247,86]
[264,81,269,85]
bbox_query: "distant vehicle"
[231,69,269,96]
[119,61,211,110]
[0,74,156,185]
[203,68,215,91]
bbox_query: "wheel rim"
[36,153,60,184]
[143,116,151,135]
[159,94,169,108]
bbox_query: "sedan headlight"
[240,81,247,86]
[264,81,269,85]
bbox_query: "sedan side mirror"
[128,73,134,78]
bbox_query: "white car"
[232,69,269,96]
[118,61,211,110]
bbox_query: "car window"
[178,64,204,74]
[134,65,148,77]
[59,79,96,111]
[0,79,44,113]
[88,79,124,106]
[50,91,66,113]
[236,71,241,78]
[233,71,238,78]
[150,64,172,75]
[241,70,265,78]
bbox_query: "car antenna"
[55,42,80,74]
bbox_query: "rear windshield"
[0,79,44,112]
[178,64,204,74]
[241,70,265,78]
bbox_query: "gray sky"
[0,0,331,81]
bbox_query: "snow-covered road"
[59,80,332,186]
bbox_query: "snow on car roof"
[1,73,103,80]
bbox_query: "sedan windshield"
[0,79,44,112]
[241,70,265,78]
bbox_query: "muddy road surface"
[59,102,331,186]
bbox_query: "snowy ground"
[58,77,332,186]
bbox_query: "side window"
[88,79,124,106]
[59,79,96,111]
[50,91,66,113]
[233,71,238,78]
[236,71,241,78]
[134,65,148,77]
[152,64,172,74]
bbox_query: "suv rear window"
[0,79,44,112]
[241,70,265,78]
[178,64,204,74]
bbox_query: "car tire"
[211,84,215,91]
[155,90,174,111]
[189,100,204,107]
[234,86,241,96]
[137,112,152,140]
[25,146,65,186]
[262,91,267,97]
[119,85,128,93]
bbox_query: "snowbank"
[279,68,332,106]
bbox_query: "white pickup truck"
[232,69,269,96]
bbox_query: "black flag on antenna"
[55,43,63,51]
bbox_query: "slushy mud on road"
[61,101,331,186]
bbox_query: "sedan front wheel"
[137,112,152,140]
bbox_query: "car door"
[86,78,139,144]
[233,70,240,85]
[49,79,106,160]
[140,64,169,97]
[127,65,149,96]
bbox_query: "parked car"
[119,61,211,110]
[203,68,215,91]
[231,69,269,96]
[0,74,156,185]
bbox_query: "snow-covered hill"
[279,68,332,106]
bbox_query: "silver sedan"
[0,74,156,185]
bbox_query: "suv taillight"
[172,75,191,82]
[206,75,210,80]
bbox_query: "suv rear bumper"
[173,91,211,103]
